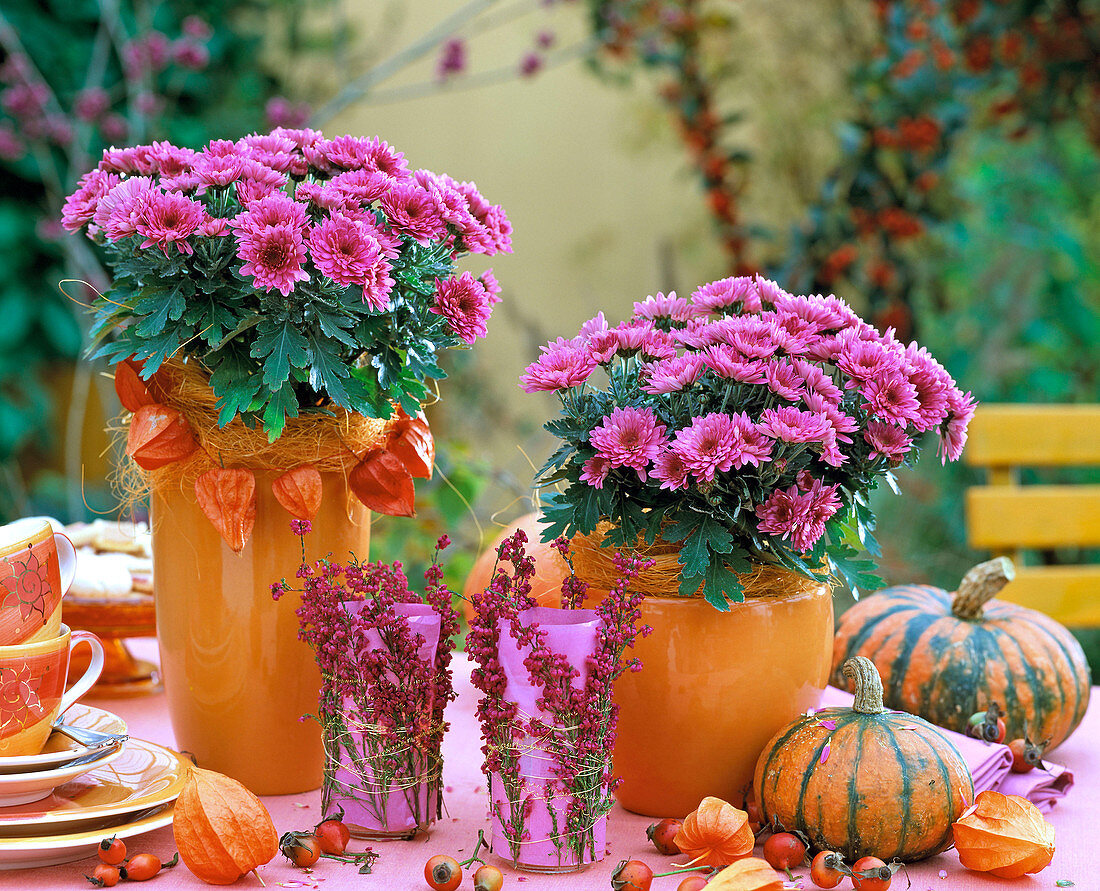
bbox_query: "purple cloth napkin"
[818,686,1074,812]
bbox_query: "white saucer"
[0,703,127,775]
[0,804,174,869]
[0,742,123,807]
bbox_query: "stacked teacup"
[0,518,104,758]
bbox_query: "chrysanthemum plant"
[524,277,976,609]
[63,130,511,439]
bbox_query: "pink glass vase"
[321,602,444,839]
[488,606,609,873]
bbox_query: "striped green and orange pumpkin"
[754,657,973,863]
[831,558,1091,750]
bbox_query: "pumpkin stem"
[842,656,886,714]
[952,558,1015,620]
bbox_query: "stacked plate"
[0,703,190,869]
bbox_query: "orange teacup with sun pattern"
[0,625,104,757]
[0,518,77,647]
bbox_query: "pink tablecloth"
[21,641,1099,889]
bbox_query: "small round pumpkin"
[831,558,1091,749]
[460,512,568,623]
[173,767,279,885]
[754,656,974,862]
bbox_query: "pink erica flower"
[589,407,667,480]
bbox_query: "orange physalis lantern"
[707,858,784,891]
[173,767,278,885]
[349,449,416,517]
[387,407,434,479]
[126,403,198,470]
[673,796,755,868]
[114,358,156,412]
[195,468,258,554]
[271,465,323,519]
[952,790,1055,878]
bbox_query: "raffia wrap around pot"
[571,526,834,818]
[121,359,395,795]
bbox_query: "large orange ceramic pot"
[611,585,833,818]
[153,473,369,795]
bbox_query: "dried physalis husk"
[195,468,257,554]
[126,404,198,470]
[673,796,755,868]
[707,857,784,890]
[349,449,416,517]
[271,465,323,519]
[953,790,1055,878]
[114,358,156,412]
[387,407,434,479]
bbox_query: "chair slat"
[966,485,1100,548]
[964,405,1100,467]
[998,566,1100,627]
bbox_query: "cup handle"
[59,631,105,716]
[54,531,78,596]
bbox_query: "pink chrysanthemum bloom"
[671,317,717,350]
[309,212,393,308]
[240,132,299,155]
[865,421,913,462]
[194,153,246,188]
[330,168,392,205]
[380,181,446,244]
[904,343,953,433]
[753,275,788,306]
[764,360,805,401]
[861,369,921,426]
[147,140,198,177]
[689,275,759,313]
[98,145,156,175]
[672,411,771,480]
[791,358,845,404]
[235,177,280,206]
[640,328,679,360]
[772,292,850,329]
[802,391,858,443]
[269,126,325,149]
[520,339,596,392]
[136,191,206,255]
[199,216,230,238]
[239,158,288,188]
[757,406,833,444]
[612,321,653,355]
[835,334,903,387]
[237,224,309,296]
[62,169,118,232]
[579,312,609,339]
[633,291,696,322]
[580,454,611,489]
[159,172,203,193]
[454,180,513,254]
[293,181,349,213]
[772,311,821,356]
[232,192,308,236]
[589,407,667,481]
[360,137,410,179]
[95,177,156,240]
[938,389,977,464]
[204,138,239,158]
[701,345,768,384]
[246,149,297,175]
[586,329,620,364]
[319,135,372,171]
[479,268,502,304]
[642,354,706,394]
[430,271,492,342]
[652,448,690,490]
[755,485,814,549]
[728,315,781,360]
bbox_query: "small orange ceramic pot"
[611,586,834,818]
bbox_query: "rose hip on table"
[647,818,683,855]
[611,859,654,891]
[120,852,178,881]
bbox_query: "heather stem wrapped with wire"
[271,522,459,838]
[466,529,651,872]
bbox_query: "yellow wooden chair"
[964,404,1100,627]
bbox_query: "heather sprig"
[525,276,976,608]
[62,130,511,439]
[467,529,650,867]
[272,522,459,833]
